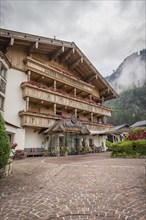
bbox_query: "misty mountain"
[106,49,146,93]
[105,49,146,126]
[106,84,146,126]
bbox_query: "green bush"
[119,141,133,154]
[110,139,146,157]
[110,142,123,152]
[106,140,112,150]
[0,113,11,169]
[133,139,146,155]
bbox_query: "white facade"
[4,68,26,149]
[25,128,44,149]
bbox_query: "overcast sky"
[0,0,145,76]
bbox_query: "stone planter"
[63,152,68,156]
[0,159,13,178]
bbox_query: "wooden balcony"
[19,110,112,130]
[21,82,111,117]
[19,111,55,128]
[25,57,100,98]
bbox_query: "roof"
[5,121,20,129]
[113,124,129,131]
[42,119,90,135]
[106,124,130,135]
[130,120,146,128]
[0,28,118,101]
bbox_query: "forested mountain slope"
[105,49,146,126]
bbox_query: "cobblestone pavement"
[0,153,146,220]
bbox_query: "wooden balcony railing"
[25,57,100,98]
[19,110,112,129]
[21,82,111,117]
[19,111,55,128]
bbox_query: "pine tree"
[0,113,11,169]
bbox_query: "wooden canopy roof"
[0,28,118,101]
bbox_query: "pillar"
[27,70,31,81]
[102,116,106,124]
[26,97,29,111]
[89,94,92,100]
[74,88,76,97]
[83,135,88,147]
[55,134,60,156]
[54,80,56,91]
[54,103,56,115]
[75,108,77,117]
[0,61,2,70]
[91,112,93,122]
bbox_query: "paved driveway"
[0,153,146,220]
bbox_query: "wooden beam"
[49,46,64,61]
[69,57,83,70]
[4,38,14,53]
[28,42,38,55]
[100,88,109,96]
[59,48,73,63]
[87,74,98,83]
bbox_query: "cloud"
[0,0,145,77]
[112,53,146,93]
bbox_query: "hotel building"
[0,29,118,156]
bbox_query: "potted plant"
[61,146,69,156]
[81,146,90,154]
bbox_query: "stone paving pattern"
[0,152,146,220]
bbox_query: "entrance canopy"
[42,119,90,135]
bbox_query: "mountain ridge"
[105,49,146,126]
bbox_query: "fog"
[111,52,146,93]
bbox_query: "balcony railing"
[19,111,55,128]
[19,110,112,129]
[25,57,100,98]
[21,81,111,117]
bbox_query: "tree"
[0,113,11,169]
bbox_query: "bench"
[24,148,45,156]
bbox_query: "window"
[89,138,94,146]
[0,78,6,94]
[7,133,14,143]
[0,61,7,80]
[0,95,4,110]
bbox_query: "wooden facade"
[0,29,118,155]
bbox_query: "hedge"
[110,139,146,157]
[0,113,11,169]
[105,140,112,150]
[133,139,146,155]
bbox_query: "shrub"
[133,139,146,155]
[110,142,122,152]
[110,139,146,157]
[119,141,133,154]
[106,140,112,150]
[0,113,11,169]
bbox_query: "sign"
[71,115,77,124]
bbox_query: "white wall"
[89,135,107,151]
[4,68,26,125]
[4,68,27,149]
[25,128,44,149]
